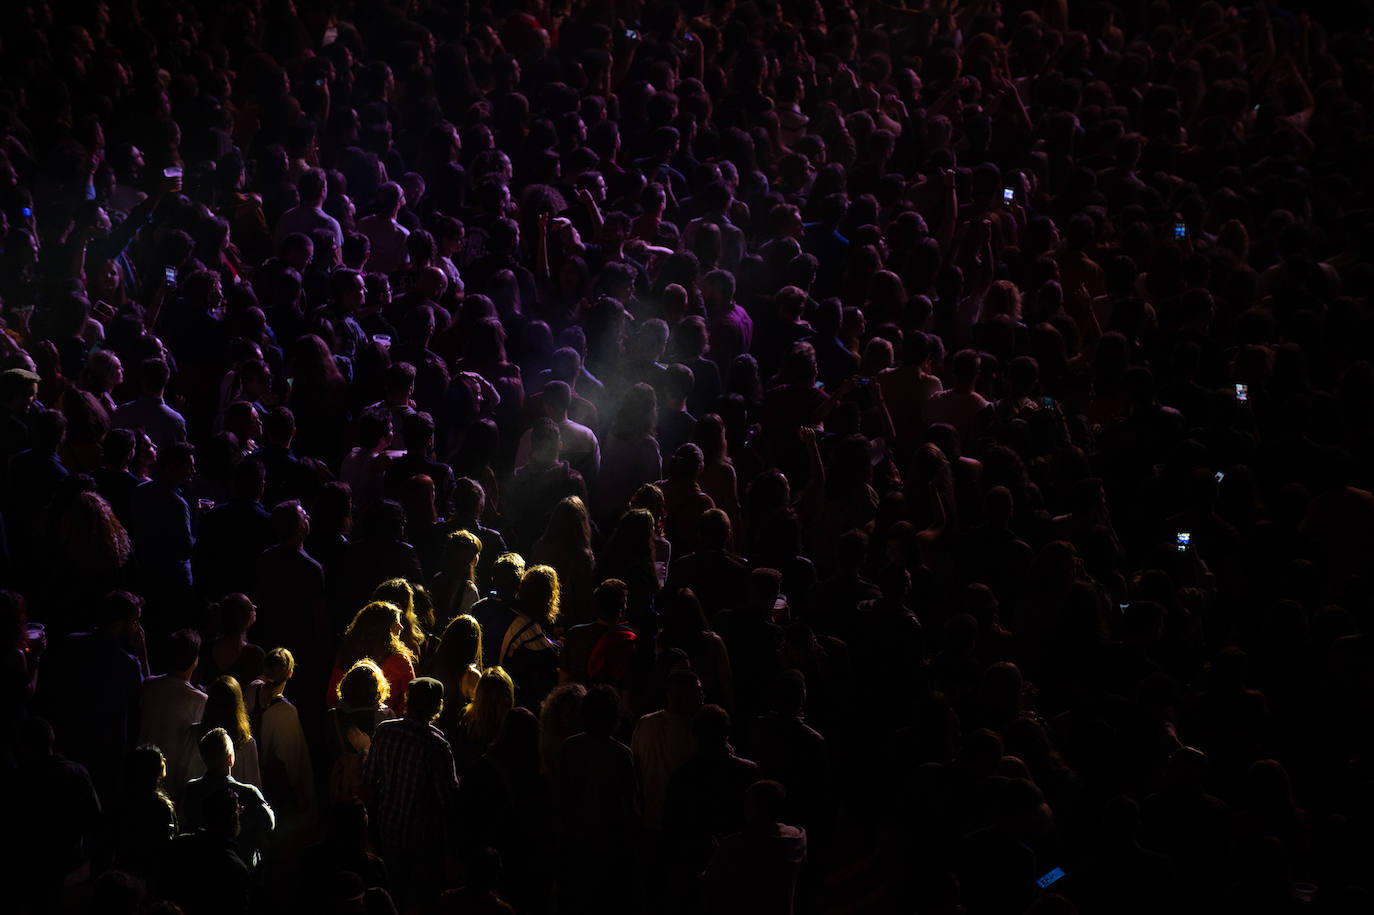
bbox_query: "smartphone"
[814,381,824,390]
[625,29,639,40]
[314,78,326,87]
[859,376,871,386]
[1173,222,1187,239]
[21,206,31,219]
[1037,867,1066,889]
[1118,602,1130,614]
[164,266,177,287]
[1215,470,1225,483]
[1003,187,1015,205]
[1235,383,1248,402]
[163,165,183,179]
[1176,531,1191,552]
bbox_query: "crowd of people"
[4,0,1374,913]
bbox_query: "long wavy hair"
[539,682,586,779]
[60,491,132,574]
[540,496,592,554]
[461,666,514,746]
[336,601,416,671]
[337,658,391,708]
[431,614,483,703]
[661,587,712,646]
[290,333,346,392]
[516,565,561,627]
[598,508,657,579]
[693,413,730,466]
[372,578,430,657]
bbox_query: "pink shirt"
[358,214,411,275]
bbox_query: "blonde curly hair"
[516,564,561,626]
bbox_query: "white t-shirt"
[139,675,207,788]
[514,417,600,477]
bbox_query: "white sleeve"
[267,702,317,818]
[235,737,262,789]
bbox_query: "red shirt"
[326,652,415,714]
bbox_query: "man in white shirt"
[358,181,411,275]
[514,380,600,485]
[273,167,343,251]
[138,628,206,789]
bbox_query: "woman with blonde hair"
[371,577,433,663]
[454,665,515,771]
[326,659,395,802]
[185,675,261,789]
[429,614,484,735]
[431,529,483,625]
[245,648,316,827]
[335,658,394,718]
[499,565,561,708]
[327,601,417,713]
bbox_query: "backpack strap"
[249,684,283,738]
[499,616,539,665]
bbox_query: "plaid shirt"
[363,716,460,850]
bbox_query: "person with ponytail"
[197,593,266,689]
[245,647,316,831]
